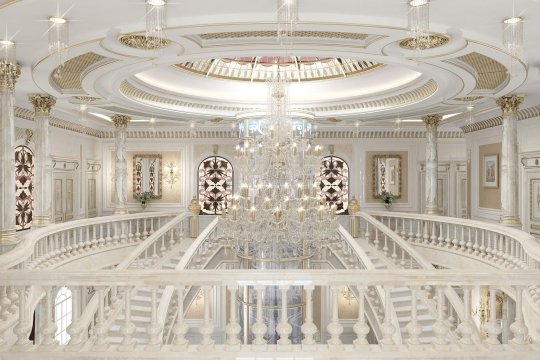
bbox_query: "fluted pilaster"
[496,95,523,226]
[0,61,21,242]
[29,94,56,227]
[422,114,442,215]
[111,114,130,214]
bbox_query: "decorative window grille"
[198,156,233,215]
[15,145,34,231]
[318,156,349,214]
[54,287,72,345]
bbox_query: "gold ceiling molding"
[399,34,449,50]
[461,105,540,134]
[449,52,508,90]
[50,52,109,91]
[199,30,370,41]
[306,79,438,113]
[314,130,463,139]
[118,34,169,50]
[14,107,105,138]
[454,96,483,102]
[119,80,253,113]
[101,129,237,139]
[73,96,101,102]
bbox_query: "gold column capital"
[111,114,131,130]
[422,114,442,128]
[28,94,56,116]
[496,95,523,114]
[0,62,21,90]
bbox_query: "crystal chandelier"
[220,75,338,266]
[145,0,168,48]
[277,0,299,42]
[503,16,524,60]
[48,16,69,69]
[407,0,430,50]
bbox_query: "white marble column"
[29,94,56,227]
[422,114,442,215]
[496,95,523,226]
[0,60,21,242]
[111,114,130,215]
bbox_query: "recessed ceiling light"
[147,0,166,6]
[49,16,67,24]
[0,39,14,45]
[409,0,428,6]
[504,17,523,24]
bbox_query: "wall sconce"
[341,286,355,305]
[164,162,178,189]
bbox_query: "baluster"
[39,286,58,350]
[66,287,85,350]
[422,221,429,244]
[149,218,155,236]
[172,286,189,350]
[373,227,380,249]
[400,218,407,239]
[408,220,414,242]
[93,287,108,351]
[105,223,112,246]
[437,223,444,246]
[120,221,128,244]
[53,234,61,262]
[65,230,74,256]
[142,219,148,240]
[160,234,167,255]
[98,224,105,248]
[91,225,98,249]
[134,220,141,242]
[251,285,267,348]
[353,286,370,349]
[399,247,406,267]
[485,233,493,261]
[382,232,389,256]
[225,285,241,349]
[364,223,370,243]
[510,286,529,346]
[457,286,475,348]
[484,286,501,346]
[452,225,459,250]
[473,229,480,255]
[146,287,162,351]
[459,227,466,251]
[479,231,486,258]
[169,229,176,248]
[12,286,32,350]
[112,223,120,245]
[415,220,422,243]
[380,286,396,347]
[79,228,87,254]
[445,224,452,248]
[301,285,317,349]
[496,236,505,265]
[327,286,343,349]
[430,223,437,245]
[391,240,397,263]
[405,287,422,348]
[0,286,11,320]
[276,285,292,347]
[118,287,136,351]
[127,220,134,243]
[432,287,449,347]
[8,286,18,314]
[466,227,473,253]
[199,286,215,348]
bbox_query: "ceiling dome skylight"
[175,56,382,82]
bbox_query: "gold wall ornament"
[24,129,33,145]
[188,196,201,215]
[348,196,360,215]
[199,30,370,41]
[422,114,442,128]
[399,34,449,50]
[28,94,56,116]
[73,96,100,103]
[0,61,21,90]
[111,114,131,130]
[118,34,169,50]
[496,95,523,114]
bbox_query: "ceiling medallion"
[399,34,449,50]
[118,34,169,50]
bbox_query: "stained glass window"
[319,156,349,214]
[15,145,34,231]
[198,156,233,215]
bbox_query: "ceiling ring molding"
[461,105,540,133]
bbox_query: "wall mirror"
[372,154,402,198]
[133,154,162,199]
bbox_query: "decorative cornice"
[199,30,370,41]
[315,129,463,139]
[496,95,523,114]
[0,61,21,90]
[399,34,449,50]
[118,34,169,50]
[111,114,131,130]
[28,94,56,116]
[422,114,442,129]
[461,105,540,134]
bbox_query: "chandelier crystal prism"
[407,0,430,50]
[277,0,299,42]
[48,16,69,67]
[503,16,524,60]
[220,75,338,265]
[145,0,168,48]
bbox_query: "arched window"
[15,145,34,231]
[319,156,349,214]
[54,287,72,345]
[198,156,233,215]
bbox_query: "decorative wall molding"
[462,105,540,134]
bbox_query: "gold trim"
[118,34,169,50]
[461,105,540,133]
[399,34,449,50]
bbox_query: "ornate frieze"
[118,34,169,50]
[0,61,21,90]
[496,95,523,114]
[28,94,56,116]
[399,34,449,50]
[111,114,131,130]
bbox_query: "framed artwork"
[531,179,540,222]
[483,154,498,188]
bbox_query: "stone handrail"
[0,211,179,270]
